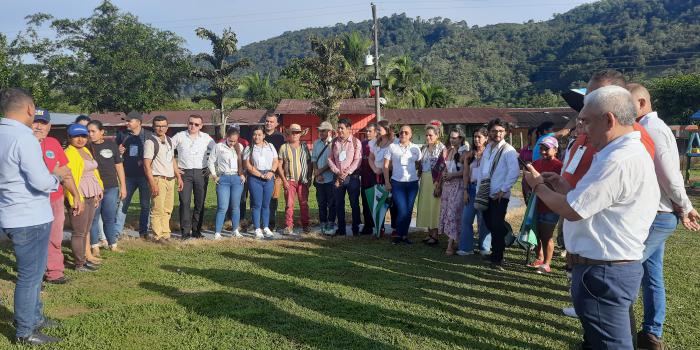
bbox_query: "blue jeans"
[391,180,419,238]
[91,186,120,246]
[215,174,244,233]
[640,212,677,337]
[1,222,51,337]
[459,183,491,252]
[315,182,336,225]
[116,176,151,236]
[334,175,361,234]
[572,262,643,349]
[249,175,274,229]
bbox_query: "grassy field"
[0,183,698,349]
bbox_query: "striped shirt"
[279,142,311,183]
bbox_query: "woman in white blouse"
[383,124,422,245]
[243,126,279,239]
[368,120,398,236]
[208,127,245,240]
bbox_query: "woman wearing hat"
[525,135,562,274]
[416,121,445,245]
[277,123,312,235]
[64,123,104,272]
[243,126,279,239]
[209,127,246,240]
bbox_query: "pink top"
[327,135,362,175]
[80,159,103,198]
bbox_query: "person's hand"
[212,176,219,184]
[463,190,470,204]
[72,198,84,216]
[523,164,543,188]
[541,171,571,194]
[240,174,246,184]
[151,186,159,198]
[681,208,700,231]
[315,174,323,183]
[177,178,184,192]
[282,180,289,190]
[177,168,185,175]
[495,191,505,202]
[95,192,103,207]
[385,182,392,192]
[264,172,273,180]
[118,144,125,156]
[119,186,127,200]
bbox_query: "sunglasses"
[400,131,410,135]
[188,122,201,127]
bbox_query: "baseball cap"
[318,121,333,131]
[538,136,559,150]
[68,123,89,137]
[123,110,143,122]
[34,109,51,123]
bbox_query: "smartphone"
[518,157,530,169]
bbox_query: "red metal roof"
[275,98,376,115]
[229,109,270,125]
[382,107,576,128]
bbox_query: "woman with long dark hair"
[458,128,491,256]
[243,126,279,239]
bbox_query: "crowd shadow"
[141,236,580,349]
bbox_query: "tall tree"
[301,36,354,126]
[412,83,455,108]
[22,1,191,113]
[192,27,250,138]
[341,31,372,98]
[385,55,424,96]
[238,72,276,109]
[648,73,700,125]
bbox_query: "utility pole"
[372,3,381,121]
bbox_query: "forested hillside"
[236,0,700,104]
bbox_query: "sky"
[0,0,595,54]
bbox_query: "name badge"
[129,144,139,157]
[339,150,347,162]
[565,146,586,174]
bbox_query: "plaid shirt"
[327,135,362,176]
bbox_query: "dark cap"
[123,110,143,122]
[34,108,51,123]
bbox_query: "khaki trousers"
[150,177,175,239]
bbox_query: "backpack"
[148,134,172,159]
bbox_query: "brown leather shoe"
[637,331,666,350]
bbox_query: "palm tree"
[191,27,249,138]
[341,31,372,98]
[238,72,276,109]
[413,83,455,108]
[386,55,424,96]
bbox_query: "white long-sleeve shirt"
[639,111,693,214]
[208,141,243,176]
[171,131,215,170]
[478,140,520,198]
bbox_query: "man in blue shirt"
[0,88,71,345]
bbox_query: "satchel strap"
[487,143,506,177]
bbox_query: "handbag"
[474,144,505,211]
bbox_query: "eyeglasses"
[491,130,506,134]
[188,122,201,127]
[399,131,410,135]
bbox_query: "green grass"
[0,187,698,349]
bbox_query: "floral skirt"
[439,178,463,240]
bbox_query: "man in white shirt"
[171,114,215,239]
[144,116,181,243]
[524,86,660,350]
[479,118,519,270]
[628,83,700,349]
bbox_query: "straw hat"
[286,123,308,136]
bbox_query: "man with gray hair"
[628,83,700,349]
[524,85,660,349]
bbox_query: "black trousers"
[484,198,509,264]
[179,168,209,237]
[360,186,374,233]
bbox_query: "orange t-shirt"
[562,123,654,188]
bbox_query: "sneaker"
[75,265,98,272]
[489,262,505,271]
[283,227,295,235]
[214,232,222,240]
[537,264,551,274]
[232,229,243,238]
[45,276,69,285]
[254,229,264,239]
[99,239,108,248]
[637,330,666,350]
[562,307,578,318]
[456,250,474,256]
[527,259,544,268]
[479,250,491,256]
[263,227,274,238]
[109,244,124,253]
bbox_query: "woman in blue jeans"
[209,127,246,240]
[243,126,279,239]
[458,128,491,255]
[87,120,127,254]
[383,125,422,245]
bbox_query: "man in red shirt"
[32,109,83,284]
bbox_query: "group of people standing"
[0,67,697,349]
